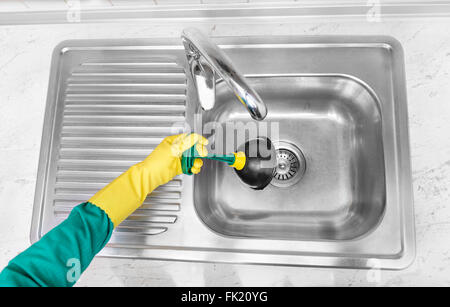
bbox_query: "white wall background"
[0,0,446,13]
[0,0,253,12]
[0,0,423,12]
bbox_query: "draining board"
[31,39,190,249]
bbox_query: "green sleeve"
[0,202,113,287]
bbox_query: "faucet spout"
[181,28,267,121]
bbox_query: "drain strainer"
[274,149,299,181]
[271,141,306,188]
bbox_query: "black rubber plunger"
[234,137,277,190]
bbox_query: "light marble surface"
[0,18,450,286]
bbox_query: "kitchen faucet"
[181,28,267,120]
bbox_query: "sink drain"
[271,141,306,188]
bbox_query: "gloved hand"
[89,133,208,227]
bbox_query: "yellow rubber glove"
[89,133,208,227]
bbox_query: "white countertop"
[1,18,450,286]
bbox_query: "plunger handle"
[181,145,246,175]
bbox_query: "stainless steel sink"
[31,35,414,269]
[196,75,385,241]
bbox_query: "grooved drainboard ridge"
[52,55,186,238]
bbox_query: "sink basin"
[31,35,414,269]
[195,75,385,241]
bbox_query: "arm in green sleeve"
[0,134,207,287]
[0,202,113,287]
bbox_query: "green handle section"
[181,145,236,175]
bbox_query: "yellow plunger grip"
[230,151,246,171]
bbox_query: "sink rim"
[31,35,415,270]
